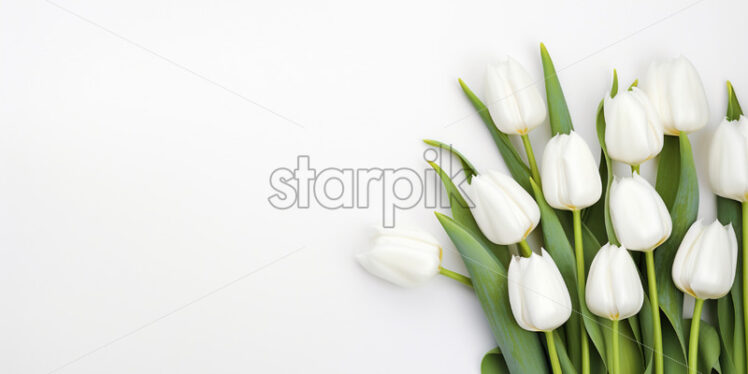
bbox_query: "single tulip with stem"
[484,57,546,185]
[672,220,738,374]
[357,228,472,287]
[609,173,671,374]
[541,131,602,374]
[508,248,571,374]
[709,82,748,364]
[586,243,644,374]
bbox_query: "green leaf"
[718,290,742,374]
[654,133,699,361]
[582,150,608,244]
[540,43,573,135]
[684,319,723,374]
[428,161,510,267]
[481,348,509,374]
[727,81,743,121]
[717,80,746,374]
[423,139,478,183]
[458,79,533,192]
[584,70,620,245]
[655,137,681,211]
[436,213,549,373]
[661,317,688,373]
[639,293,656,373]
[528,179,606,369]
[594,96,620,246]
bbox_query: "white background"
[1,0,746,372]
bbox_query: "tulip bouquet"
[358,44,747,374]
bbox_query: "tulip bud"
[356,228,442,287]
[603,88,664,165]
[708,116,748,202]
[642,56,709,135]
[464,171,540,245]
[610,174,672,251]
[585,243,644,320]
[508,249,572,331]
[484,57,547,135]
[672,220,738,299]
[541,131,602,210]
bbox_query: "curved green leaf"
[594,97,620,246]
[423,139,478,183]
[428,161,510,267]
[458,79,532,192]
[436,213,549,373]
[655,137,680,211]
[639,294,656,374]
[654,133,699,360]
[727,81,743,121]
[582,150,608,244]
[717,80,746,374]
[539,43,573,135]
[661,317,688,373]
[481,348,509,374]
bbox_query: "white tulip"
[585,243,644,320]
[508,249,572,331]
[357,228,442,287]
[485,57,547,135]
[672,220,738,300]
[709,116,748,202]
[604,88,664,165]
[464,171,540,245]
[541,131,602,210]
[610,174,672,251]
[642,56,709,135]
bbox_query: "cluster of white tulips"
[358,44,748,374]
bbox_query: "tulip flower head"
[508,249,572,332]
[484,57,547,135]
[585,243,644,320]
[465,171,540,245]
[603,88,664,165]
[541,131,602,211]
[642,56,709,135]
[610,174,672,251]
[709,116,748,202]
[357,228,442,287]
[672,220,738,299]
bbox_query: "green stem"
[689,298,704,374]
[612,319,620,374]
[743,201,747,368]
[438,267,473,287]
[545,330,563,374]
[645,251,664,374]
[518,239,533,258]
[573,209,590,374]
[520,134,542,185]
[631,164,640,174]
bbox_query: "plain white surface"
[1,0,746,372]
